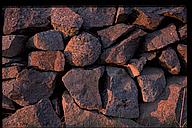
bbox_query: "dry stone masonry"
[2,6,187,127]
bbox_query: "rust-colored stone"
[177,44,187,69]
[2,66,22,80]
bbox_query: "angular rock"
[64,32,101,66]
[3,98,61,128]
[2,66,22,80]
[178,24,187,40]
[2,95,15,110]
[143,24,179,51]
[71,7,116,29]
[97,24,135,48]
[177,44,187,68]
[2,69,57,106]
[27,30,64,51]
[51,7,83,37]
[2,35,28,57]
[62,91,142,127]
[3,8,51,35]
[133,7,164,30]
[125,52,156,77]
[100,67,139,118]
[137,67,166,102]
[62,67,104,110]
[137,76,187,127]
[159,48,181,74]
[115,7,133,23]
[28,51,65,71]
[101,29,147,65]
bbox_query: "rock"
[2,66,22,80]
[62,91,142,127]
[100,67,139,118]
[2,35,28,57]
[178,24,187,40]
[71,7,116,29]
[177,44,187,69]
[137,67,166,102]
[143,24,179,51]
[125,52,156,77]
[51,7,83,37]
[133,7,164,30]
[3,8,51,35]
[137,76,187,127]
[2,69,57,106]
[27,30,64,51]
[101,29,147,65]
[28,51,65,71]
[2,57,25,67]
[2,95,15,110]
[115,7,133,23]
[64,32,101,66]
[62,67,104,110]
[97,24,135,48]
[159,48,181,75]
[3,98,61,128]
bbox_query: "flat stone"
[2,35,28,57]
[64,32,101,66]
[137,76,187,127]
[27,30,64,51]
[2,57,25,67]
[137,67,166,102]
[100,67,139,118]
[3,98,61,128]
[3,8,51,35]
[2,66,22,80]
[159,48,181,75]
[28,51,65,71]
[97,24,135,48]
[62,67,104,110]
[71,7,116,29]
[51,7,83,37]
[143,24,179,51]
[178,24,187,40]
[101,29,147,65]
[115,7,133,23]
[62,91,142,127]
[2,69,57,106]
[177,44,187,68]
[2,95,15,110]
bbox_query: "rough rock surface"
[2,66,22,80]
[100,67,139,118]
[3,8,51,35]
[2,35,28,57]
[137,76,187,127]
[143,24,179,51]
[159,48,181,74]
[3,98,61,128]
[178,24,187,40]
[51,7,83,37]
[62,91,142,127]
[97,24,135,48]
[2,69,57,106]
[177,44,187,68]
[71,7,116,29]
[137,67,166,102]
[28,51,65,71]
[2,57,23,66]
[115,7,133,23]
[27,30,64,51]
[64,32,101,66]
[101,29,147,65]
[62,67,104,110]
[2,95,16,110]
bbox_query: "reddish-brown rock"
[71,7,116,29]
[3,98,61,128]
[137,76,187,127]
[97,24,135,48]
[101,29,147,65]
[2,95,15,110]
[62,91,142,127]
[178,24,187,40]
[2,66,22,80]
[143,24,179,51]
[3,8,51,35]
[28,51,65,71]
[51,7,83,37]
[159,48,181,75]
[100,67,139,118]
[62,67,104,110]
[115,7,133,23]
[64,32,101,66]
[27,30,64,51]
[177,44,187,68]
[137,67,166,102]
[2,69,57,106]
[2,35,28,57]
